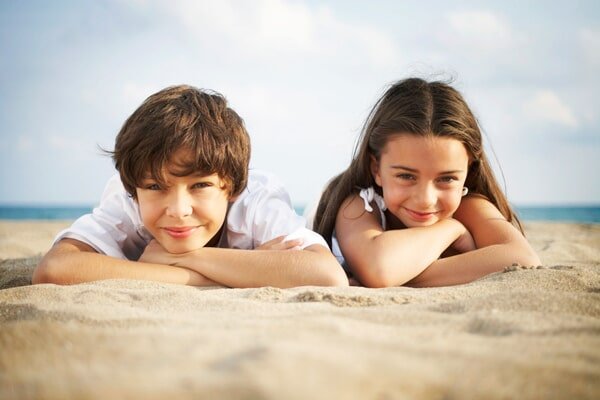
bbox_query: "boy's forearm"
[34,241,219,287]
[169,245,348,288]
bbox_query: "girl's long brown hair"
[313,78,522,247]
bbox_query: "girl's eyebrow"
[389,165,465,174]
[389,165,418,172]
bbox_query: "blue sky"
[1,0,599,206]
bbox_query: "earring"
[462,187,469,197]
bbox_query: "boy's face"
[135,167,230,254]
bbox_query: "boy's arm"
[33,238,219,287]
[406,196,541,287]
[138,242,348,288]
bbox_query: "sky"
[1,0,599,207]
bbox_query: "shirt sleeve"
[227,171,328,250]
[54,174,150,260]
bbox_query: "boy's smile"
[135,168,230,254]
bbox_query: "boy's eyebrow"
[389,165,464,174]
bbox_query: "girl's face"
[371,134,469,229]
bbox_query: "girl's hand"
[256,235,303,251]
[451,227,476,254]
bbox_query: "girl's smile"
[403,207,439,222]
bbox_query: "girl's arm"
[335,195,470,288]
[33,238,219,286]
[138,240,349,288]
[406,196,541,287]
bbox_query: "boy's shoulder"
[243,169,287,196]
[229,169,292,218]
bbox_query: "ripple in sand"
[291,291,409,307]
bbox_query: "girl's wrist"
[438,218,466,237]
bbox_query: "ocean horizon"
[0,204,599,224]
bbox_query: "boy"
[33,85,347,288]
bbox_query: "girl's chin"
[396,213,439,228]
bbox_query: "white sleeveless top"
[331,187,386,272]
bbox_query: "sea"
[0,204,599,224]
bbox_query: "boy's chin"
[160,241,207,255]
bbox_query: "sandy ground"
[0,220,598,399]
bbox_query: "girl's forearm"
[361,219,466,286]
[406,241,541,288]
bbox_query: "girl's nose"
[166,191,193,218]
[415,183,437,208]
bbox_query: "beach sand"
[0,220,598,399]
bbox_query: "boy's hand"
[139,240,177,265]
[256,235,303,251]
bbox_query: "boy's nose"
[166,192,193,218]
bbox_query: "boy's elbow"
[319,258,349,287]
[32,257,54,284]
[327,268,349,287]
[33,253,69,285]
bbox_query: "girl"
[313,78,540,288]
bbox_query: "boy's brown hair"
[111,85,251,198]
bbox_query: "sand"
[0,220,598,399]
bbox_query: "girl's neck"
[384,210,407,230]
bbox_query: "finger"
[261,235,287,247]
[279,239,304,250]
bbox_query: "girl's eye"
[146,183,162,191]
[396,174,416,181]
[437,176,457,184]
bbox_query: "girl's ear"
[370,155,382,187]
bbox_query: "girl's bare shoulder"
[336,193,384,231]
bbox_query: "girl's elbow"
[517,248,542,267]
[358,259,403,288]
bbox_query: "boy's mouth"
[162,226,198,239]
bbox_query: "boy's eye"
[145,183,162,190]
[192,182,212,189]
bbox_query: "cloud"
[157,0,398,69]
[46,135,91,154]
[444,10,513,50]
[579,28,600,67]
[523,90,578,128]
[16,136,34,151]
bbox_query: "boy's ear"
[370,155,382,187]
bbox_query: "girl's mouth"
[404,208,438,222]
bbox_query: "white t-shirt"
[55,170,327,260]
